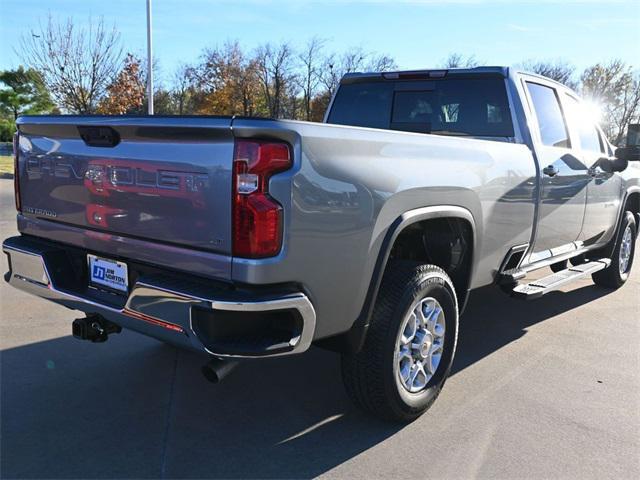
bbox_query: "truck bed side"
[231,118,537,338]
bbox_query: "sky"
[1,0,639,86]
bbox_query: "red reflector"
[233,140,291,258]
[123,308,185,333]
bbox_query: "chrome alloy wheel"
[394,297,446,393]
[619,225,633,275]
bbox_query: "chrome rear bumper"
[3,236,316,358]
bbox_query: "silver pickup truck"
[4,67,639,421]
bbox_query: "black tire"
[592,211,637,289]
[341,261,458,422]
[550,260,568,273]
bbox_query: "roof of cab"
[340,66,510,84]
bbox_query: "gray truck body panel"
[231,117,537,338]
[6,67,639,352]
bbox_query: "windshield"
[327,76,514,138]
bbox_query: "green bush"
[0,118,16,142]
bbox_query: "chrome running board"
[511,259,610,300]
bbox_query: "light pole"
[146,0,154,115]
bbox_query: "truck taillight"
[232,139,291,258]
[12,132,21,212]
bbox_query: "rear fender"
[319,205,476,354]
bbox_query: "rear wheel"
[592,211,636,289]
[341,262,458,422]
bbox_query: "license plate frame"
[87,254,129,293]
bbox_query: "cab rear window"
[328,77,514,138]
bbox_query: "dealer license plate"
[88,254,129,293]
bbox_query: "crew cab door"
[562,94,624,248]
[524,79,590,261]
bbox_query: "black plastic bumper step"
[512,259,610,300]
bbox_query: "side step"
[512,259,610,300]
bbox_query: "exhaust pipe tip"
[202,357,239,384]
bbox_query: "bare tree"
[367,53,397,72]
[319,47,396,96]
[319,53,342,96]
[255,42,297,118]
[341,48,368,73]
[581,60,640,145]
[298,36,325,121]
[172,63,194,115]
[238,58,261,117]
[18,15,123,113]
[164,39,401,121]
[615,76,640,145]
[441,53,479,68]
[520,59,577,89]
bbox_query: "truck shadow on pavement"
[1,282,612,479]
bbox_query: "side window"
[526,82,571,148]
[563,95,605,153]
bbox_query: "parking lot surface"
[1,177,638,479]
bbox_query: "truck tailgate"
[16,116,234,255]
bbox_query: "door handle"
[542,165,559,177]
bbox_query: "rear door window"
[525,82,571,148]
